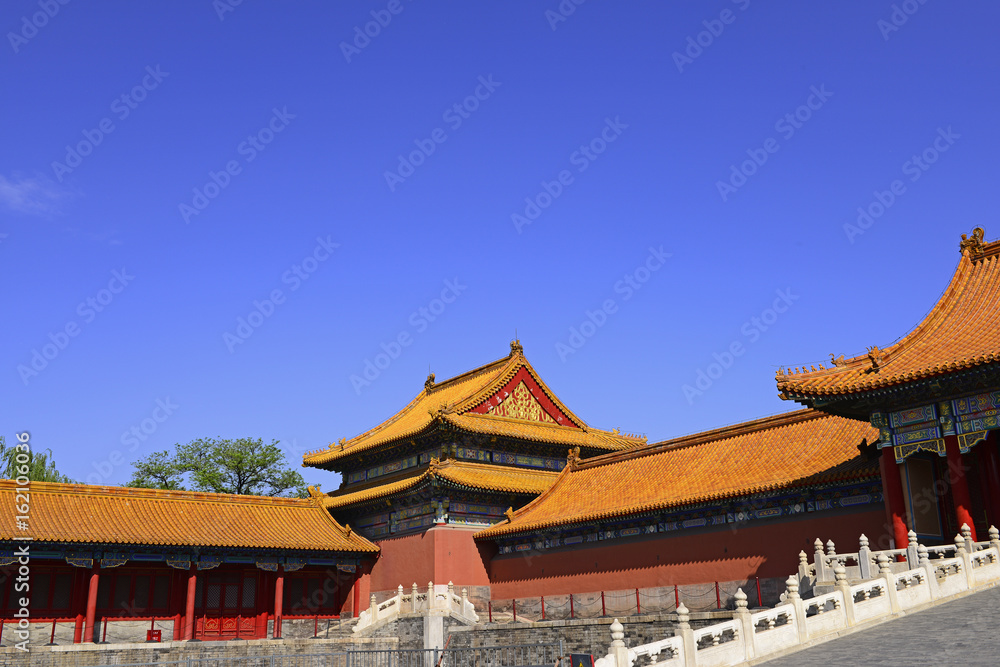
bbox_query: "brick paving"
[764,585,1000,666]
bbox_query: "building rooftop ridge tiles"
[0,479,378,552]
[304,343,642,467]
[574,408,823,470]
[475,411,879,540]
[776,227,1000,399]
[0,479,317,506]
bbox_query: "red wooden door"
[196,572,260,639]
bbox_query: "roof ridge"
[476,456,577,538]
[0,479,312,505]
[575,409,823,470]
[426,355,513,392]
[305,346,518,462]
[777,227,999,396]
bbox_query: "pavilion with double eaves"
[777,227,1000,550]
[303,340,644,593]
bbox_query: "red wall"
[487,508,887,598]
[367,525,493,593]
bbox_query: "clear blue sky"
[2,1,998,491]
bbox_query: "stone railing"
[595,525,1000,667]
[353,581,479,633]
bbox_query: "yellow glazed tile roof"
[0,480,378,552]
[477,409,879,538]
[305,342,644,467]
[323,459,558,509]
[777,228,1000,399]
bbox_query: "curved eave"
[776,231,1000,400]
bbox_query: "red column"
[978,433,1000,528]
[879,450,909,550]
[945,435,978,541]
[84,563,100,643]
[184,564,197,640]
[272,566,284,639]
[73,569,85,644]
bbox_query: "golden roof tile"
[0,480,378,552]
[777,228,1000,399]
[304,342,644,468]
[476,409,879,539]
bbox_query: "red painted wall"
[487,508,887,598]
[368,525,493,593]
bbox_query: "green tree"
[127,437,306,497]
[126,450,185,490]
[0,435,76,483]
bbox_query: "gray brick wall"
[0,636,396,667]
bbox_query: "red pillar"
[72,569,85,644]
[84,563,100,643]
[977,433,1000,528]
[184,565,197,640]
[273,566,284,639]
[945,435,978,541]
[879,450,909,549]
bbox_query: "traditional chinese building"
[775,227,1000,550]
[475,409,884,598]
[0,481,377,642]
[303,341,645,595]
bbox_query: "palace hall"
[2,227,998,642]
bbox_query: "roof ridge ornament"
[425,373,435,391]
[959,227,986,255]
[829,353,846,367]
[865,345,883,373]
[510,339,523,356]
[567,446,581,466]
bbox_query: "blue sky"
[2,1,998,491]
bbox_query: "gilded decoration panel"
[487,381,556,423]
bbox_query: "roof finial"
[865,345,883,373]
[567,446,581,466]
[510,338,523,356]
[425,373,435,390]
[960,227,986,255]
